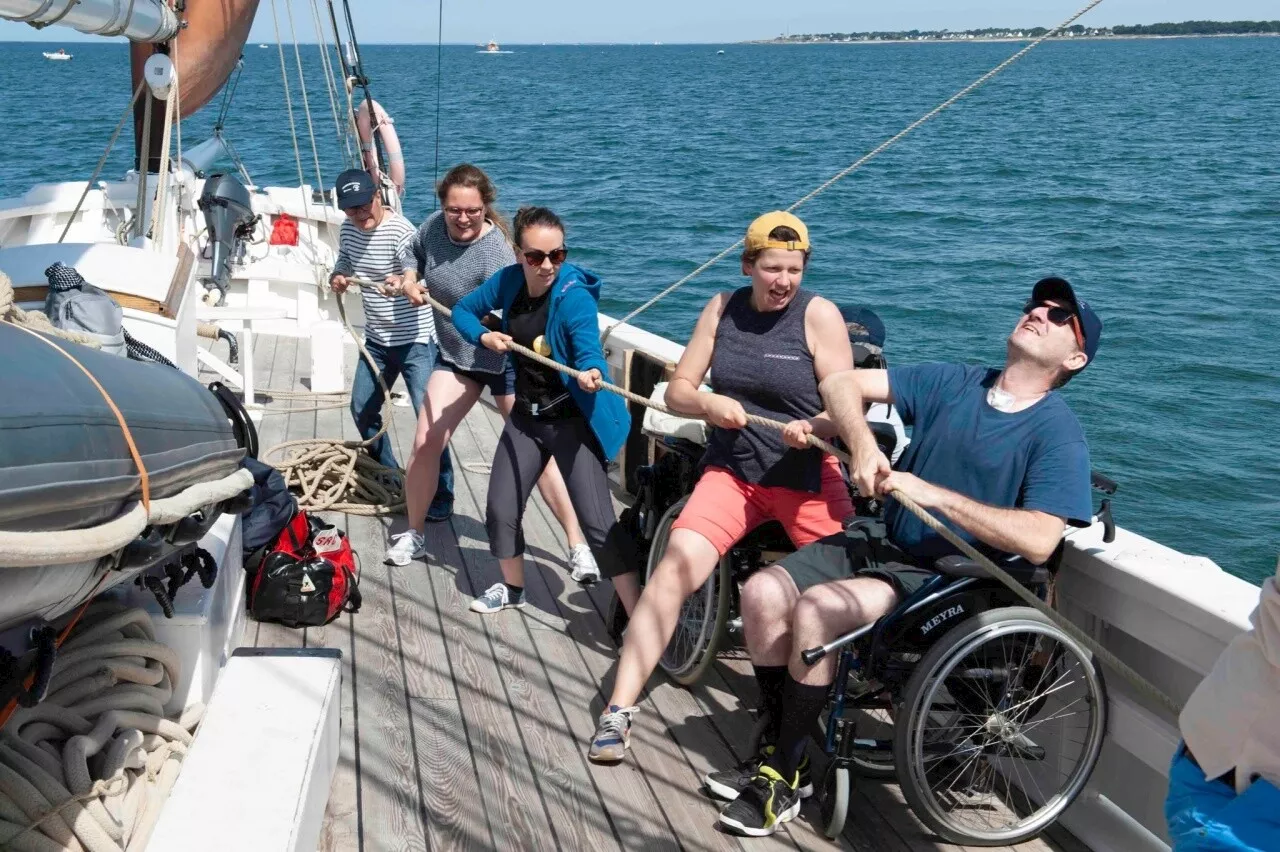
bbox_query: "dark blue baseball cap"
[839,305,886,349]
[335,168,376,209]
[1031,276,1102,367]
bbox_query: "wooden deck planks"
[460,402,748,852]
[232,334,1089,852]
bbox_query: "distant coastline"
[753,20,1280,46]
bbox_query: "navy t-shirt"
[886,363,1093,563]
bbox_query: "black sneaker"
[717,765,802,837]
[704,746,813,801]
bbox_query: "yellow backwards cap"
[744,211,811,253]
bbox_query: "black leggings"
[486,410,635,578]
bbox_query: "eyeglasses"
[521,247,568,267]
[343,201,374,217]
[1023,300,1085,350]
[444,206,485,219]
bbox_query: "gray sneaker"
[588,704,638,763]
[469,582,526,614]
[569,544,601,585]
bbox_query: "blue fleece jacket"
[452,262,631,461]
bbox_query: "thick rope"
[261,294,406,515]
[0,605,202,852]
[400,282,1181,717]
[599,0,1109,346]
[57,82,148,245]
[147,83,178,248]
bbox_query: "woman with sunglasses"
[387,166,597,581]
[450,206,640,614]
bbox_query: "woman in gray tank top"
[589,212,857,763]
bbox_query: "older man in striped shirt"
[330,169,454,521]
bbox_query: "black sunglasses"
[522,247,568,266]
[1023,300,1085,349]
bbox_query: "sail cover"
[0,0,178,43]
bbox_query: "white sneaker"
[385,530,425,566]
[569,544,601,585]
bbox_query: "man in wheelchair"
[711,276,1103,837]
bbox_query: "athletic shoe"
[385,530,426,566]
[469,583,526,614]
[569,544,601,584]
[717,765,802,837]
[588,704,638,763]
[705,746,813,801]
[425,495,454,523]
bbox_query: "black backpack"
[240,457,298,572]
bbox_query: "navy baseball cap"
[840,305,886,349]
[1031,276,1102,367]
[335,169,376,209]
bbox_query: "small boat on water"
[42,48,72,60]
[479,39,513,54]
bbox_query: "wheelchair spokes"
[895,609,1107,846]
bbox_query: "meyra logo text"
[920,604,965,636]
[342,182,362,193]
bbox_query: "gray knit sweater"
[408,212,515,373]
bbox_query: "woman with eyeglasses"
[450,206,641,615]
[387,166,598,582]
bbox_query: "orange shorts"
[671,461,854,556]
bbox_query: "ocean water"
[1,38,1277,583]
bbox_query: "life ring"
[355,98,405,195]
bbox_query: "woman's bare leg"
[607,529,721,707]
[404,371,482,533]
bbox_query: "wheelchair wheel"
[820,763,851,840]
[893,607,1107,847]
[646,497,731,686]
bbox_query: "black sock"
[752,665,787,746]
[504,583,523,598]
[765,676,829,779]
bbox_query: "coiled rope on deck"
[599,0,1109,345]
[407,284,1183,718]
[261,294,406,515]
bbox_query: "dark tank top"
[701,287,826,492]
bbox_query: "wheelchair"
[612,395,1119,847]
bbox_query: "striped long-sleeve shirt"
[332,212,434,347]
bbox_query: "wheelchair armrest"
[934,554,1050,586]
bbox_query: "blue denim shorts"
[432,348,516,398]
[1165,743,1280,851]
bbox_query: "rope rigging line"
[358,280,1180,719]
[282,0,327,200]
[432,0,444,207]
[307,0,357,168]
[56,81,148,245]
[269,0,316,226]
[599,0,1110,346]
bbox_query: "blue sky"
[2,1,1276,44]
